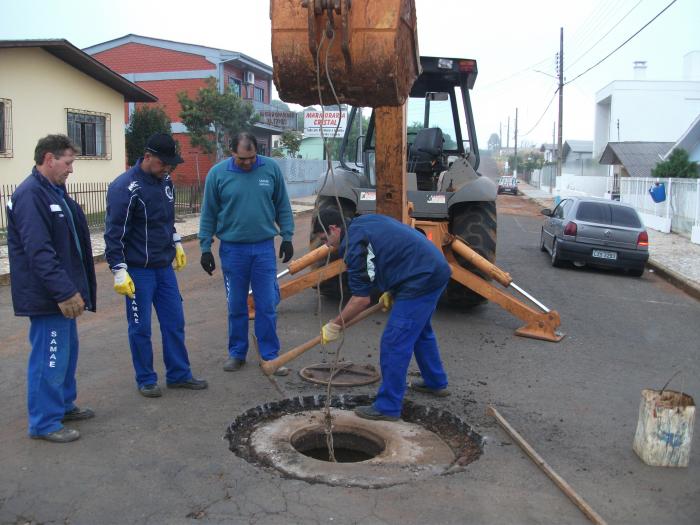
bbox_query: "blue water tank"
[649,183,666,203]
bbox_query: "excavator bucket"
[270,0,420,107]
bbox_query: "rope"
[311,15,354,463]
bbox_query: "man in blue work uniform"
[317,210,452,421]
[198,132,294,376]
[7,134,97,443]
[104,133,207,397]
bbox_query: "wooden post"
[488,406,607,525]
[374,103,408,223]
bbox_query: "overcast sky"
[2,0,698,148]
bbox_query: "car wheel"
[540,228,547,252]
[550,238,563,267]
[628,267,644,277]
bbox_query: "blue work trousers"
[27,315,79,436]
[125,266,192,388]
[373,285,449,417]
[219,239,280,361]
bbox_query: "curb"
[646,259,700,302]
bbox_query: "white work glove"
[321,321,342,344]
[113,268,136,299]
[174,242,187,271]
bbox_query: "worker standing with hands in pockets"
[104,133,207,398]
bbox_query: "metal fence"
[1,182,204,239]
[619,177,700,236]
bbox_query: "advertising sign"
[257,110,297,130]
[303,109,347,138]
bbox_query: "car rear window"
[576,202,641,227]
[610,205,642,227]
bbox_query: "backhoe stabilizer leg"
[448,260,564,342]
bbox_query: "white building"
[593,52,700,161]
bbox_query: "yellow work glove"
[321,321,342,344]
[113,268,136,299]
[380,291,393,311]
[174,242,187,271]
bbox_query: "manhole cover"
[226,395,483,488]
[299,362,380,386]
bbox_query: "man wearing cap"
[104,133,207,397]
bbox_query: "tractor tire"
[308,198,355,298]
[444,201,498,308]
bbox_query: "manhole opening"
[291,428,385,463]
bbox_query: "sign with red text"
[303,109,347,138]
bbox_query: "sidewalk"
[0,197,317,284]
[518,181,700,299]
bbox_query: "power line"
[565,0,643,72]
[565,0,679,86]
[521,88,559,137]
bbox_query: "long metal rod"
[249,268,290,295]
[510,282,551,313]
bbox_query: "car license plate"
[592,249,617,260]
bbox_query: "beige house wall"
[0,48,126,186]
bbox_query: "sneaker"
[223,357,245,371]
[409,379,450,397]
[62,406,95,422]
[139,384,163,398]
[30,427,80,443]
[273,366,290,377]
[354,405,399,422]
[166,377,208,390]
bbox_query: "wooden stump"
[633,389,695,467]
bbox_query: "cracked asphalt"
[1,159,699,524]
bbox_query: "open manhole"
[299,362,380,386]
[226,394,482,488]
[292,428,385,462]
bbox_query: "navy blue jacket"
[104,159,178,270]
[339,214,451,300]
[7,168,97,317]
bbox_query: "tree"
[279,130,302,157]
[488,133,500,150]
[125,105,172,166]
[178,77,258,160]
[652,148,698,179]
[270,99,291,111]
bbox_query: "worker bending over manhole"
[317,210,451,421]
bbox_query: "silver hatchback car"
[540,197,649,276]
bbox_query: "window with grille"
[0,98,12,157]
[254,87,264,103]
[229,77,242,97]
[66,109,111,159]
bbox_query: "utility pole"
[513,108,518,176]
[551,122,556,193]
[556,27,564,187]
[506,116,510,150]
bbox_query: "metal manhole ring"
[299,362,380,386]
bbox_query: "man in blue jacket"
[198,132,294,375]
[104,133,207,398]
[7,134,97,443]
[317,210,452,421]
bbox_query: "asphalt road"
[1,162,698,524]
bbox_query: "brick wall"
[92,43,213,73]
[134,78,210,122]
